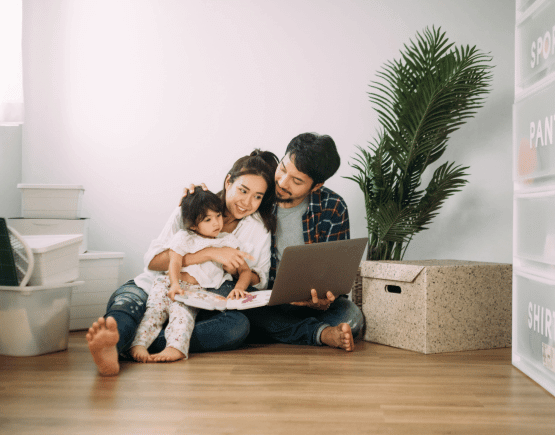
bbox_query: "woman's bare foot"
[129,345,151,363]
[86,317,120,376]
[320,323,355,351]
[150,347,185,362]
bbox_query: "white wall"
[0,126,22,218]
[21,0,515,282]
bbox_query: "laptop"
[266,237,367,306]
[175,237,368,311]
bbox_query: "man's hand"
[290,289,335,310]
[179,183,208,205]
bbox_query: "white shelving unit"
[513,0,555,396]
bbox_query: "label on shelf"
[516,0,555,87]
[513,80,555,184]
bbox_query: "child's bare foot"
[150,347,185,362]
[320,323,355,352]
[129,345,151,363]
[86,317,120,375]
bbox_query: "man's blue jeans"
[243,295,364,346]
[105,280,251,355]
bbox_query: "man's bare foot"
[320,323,355,352]
[150,347,185,362]
[129,345,151,363]
[86,317,120,376]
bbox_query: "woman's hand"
[227,288,249,300]
[179,183,208,205]
[209,247,254,271]
[168,283,184,302]
[290,289,335,310]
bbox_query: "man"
[243,132,363,351]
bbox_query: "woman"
[86,150,278,375]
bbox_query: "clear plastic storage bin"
[8,217,90,254]
[514,191,555,273]
[0,281,84,356]
[18,184,85,219]
[516,0,555,88]
[512,269,555,396]
[22,234,83,286]
[513,78,555,186]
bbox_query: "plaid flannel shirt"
[268,186,350,289]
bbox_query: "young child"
[129,189,251,363]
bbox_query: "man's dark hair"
[181,188,224,229]
[285,133,340,186]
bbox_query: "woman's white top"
[134,207,271,294]
[167,230,241,289]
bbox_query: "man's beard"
[275,185,293,203]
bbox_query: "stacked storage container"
[70,251,124,330]
[0,185,86,356]
[513,0,555,396]
[8,185,124,332]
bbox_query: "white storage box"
[17,184,85,219]
[8,217,90,254]
[0,281,84,356]
[70,251,124,330]
[22,234,83,286]
[513,269,555,396]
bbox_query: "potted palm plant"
[346,26,493,262]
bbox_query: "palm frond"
[414,162,470,232]
[375,202,419,244]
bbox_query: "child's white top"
[134,206,271,294]
[167,230,241,289]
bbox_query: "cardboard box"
[361,260,512,354]
[70,251,124,330]
[0,281,83,356]
[17,184,85,219]
[22,234,83,286]
[8,217,90,254]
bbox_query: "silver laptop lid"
[268,237,367,306]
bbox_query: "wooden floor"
[1,332,555,435]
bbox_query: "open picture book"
[174,288,272,311]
